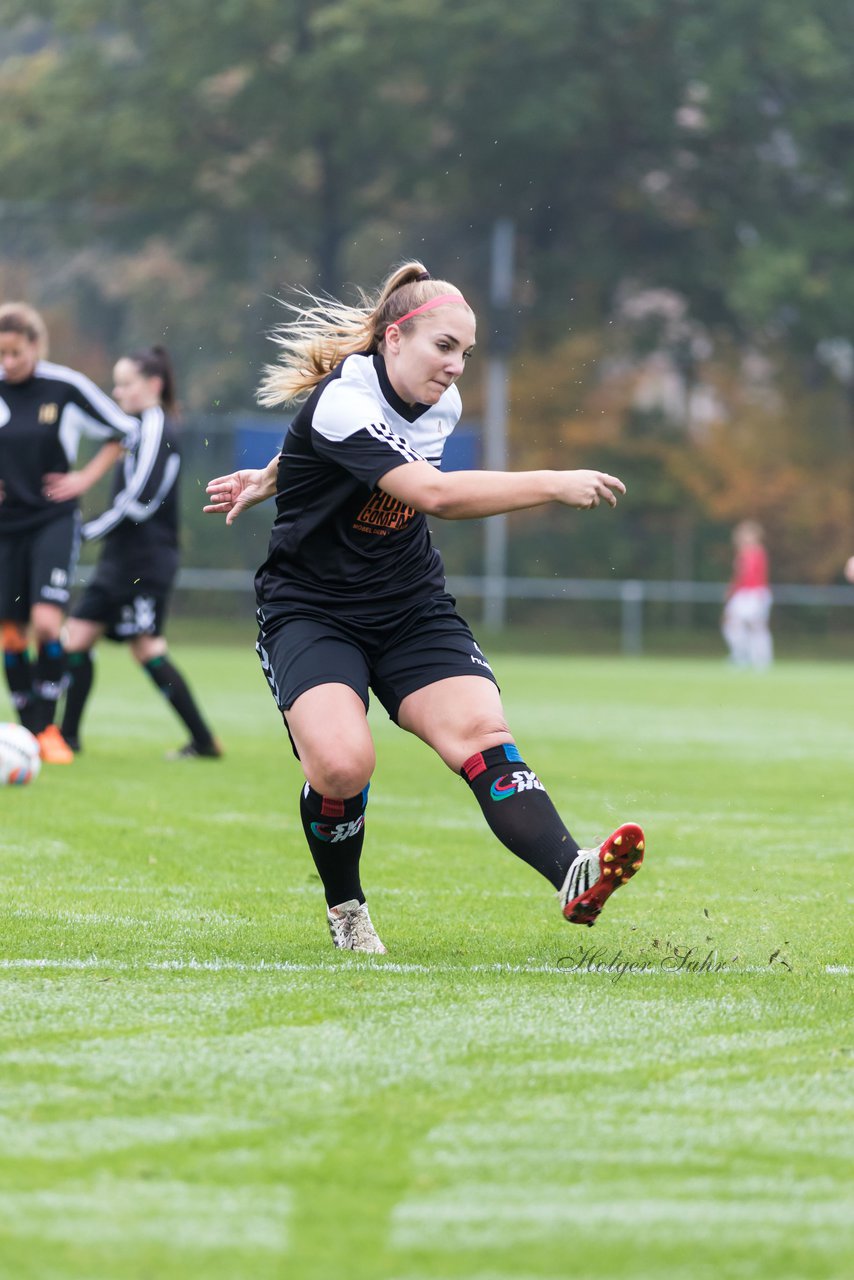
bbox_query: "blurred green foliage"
[2,0,854,581]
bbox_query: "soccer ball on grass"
[0,722,41,785]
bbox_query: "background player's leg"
[30,604,72,761]
[752,624,773,670]
[28,516,78,758]
[61,652,94,749]
[722,594,749,667]
[2,621,37,733]
[132,635,221,758]
[747,591,773,670]
[0,535,37,731]
[61,618,105,751]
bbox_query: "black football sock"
[461,743,580,889]
[61,650,94,744]
[4,647,37,733]
[142,655,216,747]
[299,783,368,908]
[31,640,67,734]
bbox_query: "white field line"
[0,956,843,976]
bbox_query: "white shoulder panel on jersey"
[37,361,138,437]
[312,364,384,444]
[313,354,462,466]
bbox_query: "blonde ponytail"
[257,262,468,406]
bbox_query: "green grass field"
[1,646,851,1280]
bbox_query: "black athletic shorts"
[71,575,172,642]
[0,512,80,620]
[256,591,498,725]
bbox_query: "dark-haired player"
[62,345,221,760]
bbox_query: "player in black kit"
[61,346,220,759]
[204,263,646,952]
[0,302,137,763]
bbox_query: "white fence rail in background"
[165,570,854,655]
[448,577,854,654]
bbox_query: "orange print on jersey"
[353,490,416,536]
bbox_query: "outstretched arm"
[204,456,279,525]
[379,460,625,519]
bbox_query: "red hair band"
[388,293,469,329]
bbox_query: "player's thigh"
[130,634,168,662]
[256,611,374,794]
[30,602,65,644]
[398,675,513,772]
[286,683,376,796]
[29,513,79,614]
[63,616,105,651]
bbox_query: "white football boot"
[326,899,387,953]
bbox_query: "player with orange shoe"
[0,303,136,762]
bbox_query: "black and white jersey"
[0,360,138,534]
[83,406,181,589]
[256,352,462,614]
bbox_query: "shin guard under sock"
[32,640,67,734]
[61,650,94,743]
[461,743,580,889]
[299,783,368,907]
[142,655,215,747]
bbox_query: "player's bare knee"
[463,718,513,755]
[306,753,374,799]
[31,621,61,647]
[131,636,167,664]
[31,605,63,646]
[438,723,513,774]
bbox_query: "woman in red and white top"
[722,520,773,669]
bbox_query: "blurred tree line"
[1,0,853,583]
